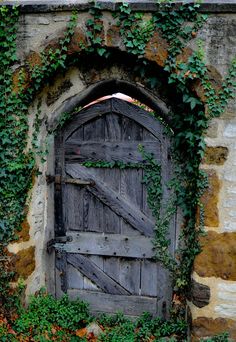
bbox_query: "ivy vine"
[1,1,236,321]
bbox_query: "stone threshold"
[1,0,236,14]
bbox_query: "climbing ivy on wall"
[1,1,236,320]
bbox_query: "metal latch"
[47,235,72,254]
[46,175,95,189]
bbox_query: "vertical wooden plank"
[103,113,121,234]
[67,126,83,142]
[67,263,84,290]
[83,117,105,233]
[65,126,84,232]
[119,258,140,295]
[104,113,122,141]
[140,260,158,297]
[83,255,103,292]
[121,116,143,236]
[54,132,65,236]
[103,257,120,282]
[55,251,68,293]
[84,191,104,232]
[142,129,161,220]
[64,184,85,231]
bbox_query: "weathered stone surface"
[192,65,222,104]
[192,317,236,341]
[194,231,236,280]
[176,47,193,64]
[67,28,88,55]
[203,146,228,165]
[188,279,211,308]
[144,31,168,67]
[13,246,35,280]
[17,218,30,242]
[12,67,30,94]
[26,51,42,69]
[224,122,236,138]
[46,79,73,106]
[199,170,220,227]
[205,119,218,138]
[106,25,124,49]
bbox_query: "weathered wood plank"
[57,232,155,258]
[65,98,163,142]
[68,290,159,316]
[82,116,105,233]
[67,254,130,295]
[65,100,111,140]
[104,113,122,141]
[65,141,160,163]
[103,257,120,284]
[83,256,103,292]
[103,113,122,233]
[119,259,141,295]
[140,260,158,297]
[66,164,155,237]
[55,251,68,293]
[112,98,163,141]
[67,264,84,290]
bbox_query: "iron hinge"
[47,235,72,254]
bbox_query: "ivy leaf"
[97,48,106,56]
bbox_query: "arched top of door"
[50,79,173,135]
[64,97,168,143]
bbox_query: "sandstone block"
[203,146,228,165]
[12,246,35,280]
[199,170,220,227]
[192,317,236,341]
[144,31,168,67]
[194,231,236,280]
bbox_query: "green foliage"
[118,3,154,56]
[0,6,78,313]
[98,312,187,342]
[201,333,230,342]
[14,291,90,333]
[82,160,143,169]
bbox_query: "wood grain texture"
[54,98,176,317]
[66,164,155,237]
[68,290,159,316]
[65,98,163,142]
[65,141,160,163]
[56,232,155,258]
[67,254,130,295]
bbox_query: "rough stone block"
[46,79,73,106]
[12,67,30,94]
[205,119,218,138]
[67,28,88,55]
[199,170,220,227]
[203,146,228,165]
[188,279,211,308]
[144,31,168,67]
[106,25,124,49]
[192,317,236,341]
[26,51,42,69]
[224,122,236,138]
[194,231,236,280]
[12,246,35,280]
[17,218,30,242]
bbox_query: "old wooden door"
[53,97,175,318]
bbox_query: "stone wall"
[3,1,236,339]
